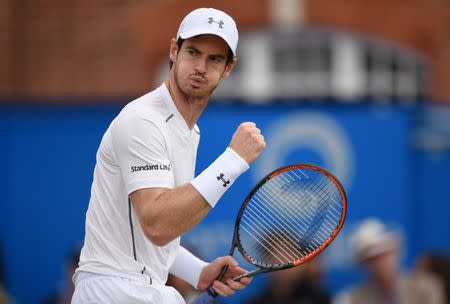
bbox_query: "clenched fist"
[229,122,265,165]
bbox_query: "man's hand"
[197,256,252,297]
[229,122,265,165]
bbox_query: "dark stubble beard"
[174,67,219,100]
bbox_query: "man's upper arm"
[129,187,167,220]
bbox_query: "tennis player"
[72,7,265,304]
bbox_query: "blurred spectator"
[41,246,80,304]
[334,218,445,304]
[0,242,14,304]
[415,252,450,304]
[246,258,331,304]
[0,286,14,304]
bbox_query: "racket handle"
[191,262,229,303]
[191,288,218,304]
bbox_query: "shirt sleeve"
[110,112,175,195]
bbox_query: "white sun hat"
[351,218,399,263]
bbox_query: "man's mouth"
[191,75,207,85]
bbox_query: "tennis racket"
[192,164,347,304]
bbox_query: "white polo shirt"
[76,83,200,285]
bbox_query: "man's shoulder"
[403,271,444,294]
[117,86,170,125]
[337,281,373,303]
[349,282,371,295]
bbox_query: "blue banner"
[1,103,449,304]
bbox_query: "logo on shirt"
[131,163,171,173]
[217,173,230,187]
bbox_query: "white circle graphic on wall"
[254,111,355,189]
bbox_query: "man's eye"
[188,49,198,56]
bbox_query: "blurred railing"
[157,28,428,104]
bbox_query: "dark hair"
[169,37,234,69]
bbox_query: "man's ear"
[222,57,237,79]
[169,38,178,63]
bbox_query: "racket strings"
[270,172,338,239]
[282,171,343,229]
[276,171,343,245]
[239,218,300,264]
[241,202,304,263]
[265,175,335,251]
[256,187,309,240]
[253,190,317,256]
[238,168,344,266]
[243,187,314,260]
[286,176,340,240]
[278,171,338,225]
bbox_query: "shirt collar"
[160,83,198,134]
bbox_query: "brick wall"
[0,0,12,95]
[1,0,153,99]
[0,0,449,101]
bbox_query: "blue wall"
[0,102,449,304]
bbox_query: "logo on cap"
[208,17,224,28]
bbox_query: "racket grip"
[191,288,218,304]
[191,262,228,303]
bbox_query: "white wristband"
[169,246,208,289]
[191,147,249,208]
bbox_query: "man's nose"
[195,58,207,73]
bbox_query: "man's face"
[363,249,398,282]
[170,34,235,99]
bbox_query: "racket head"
[233,164,347,271]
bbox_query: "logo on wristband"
[217,173,230,187]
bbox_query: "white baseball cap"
[176,8,239,56]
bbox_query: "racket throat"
[233,267,272,281]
